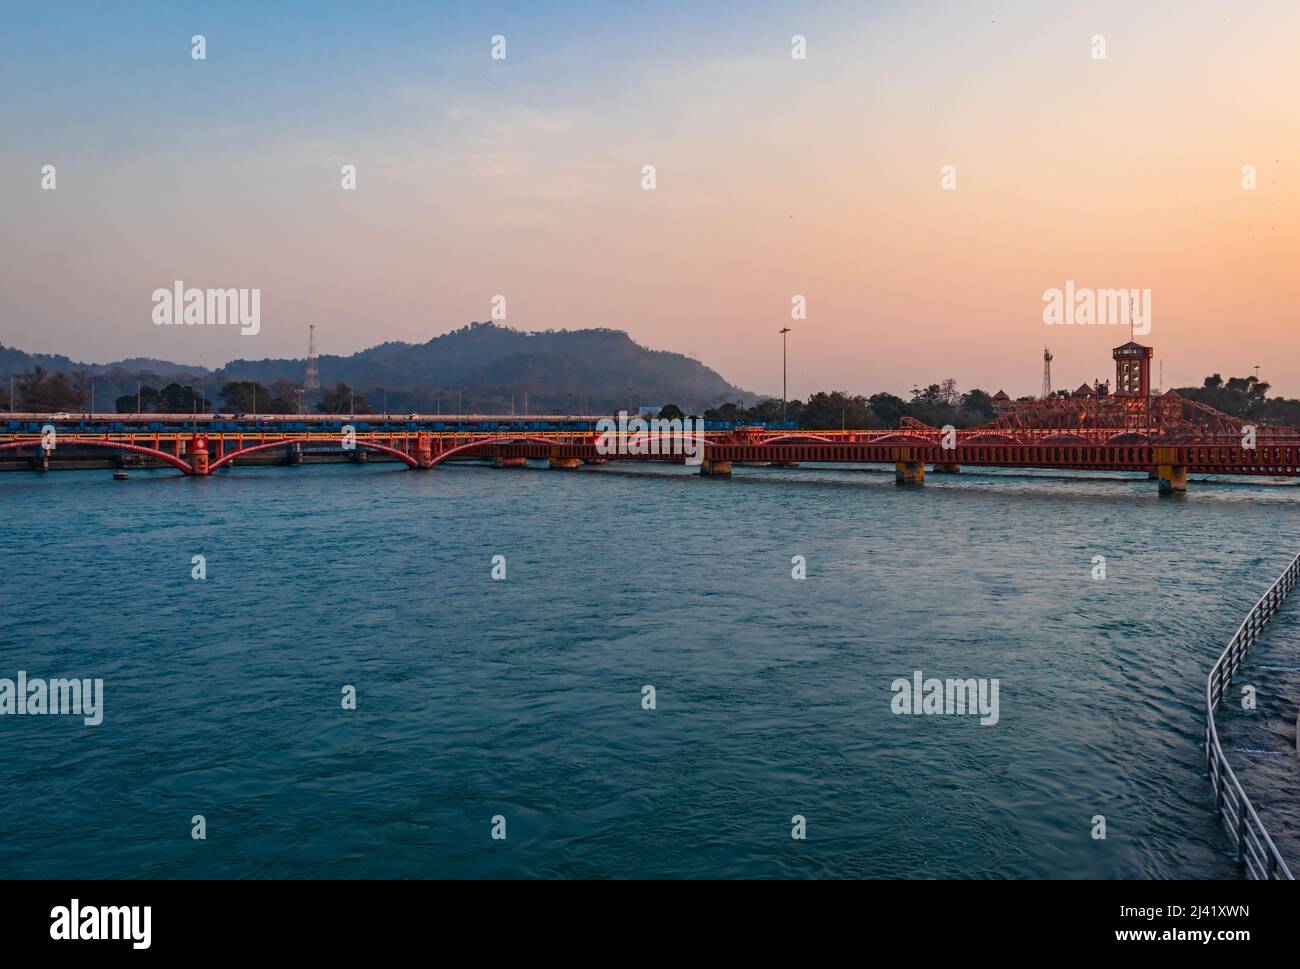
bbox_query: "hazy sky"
[2,0,1297,398]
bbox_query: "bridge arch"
[1105,432,1152,444]
[873,433,934,445]
[208,438,420,471]
[430,435,570,466]
[1038,433,1091,445]
[0,438,195,474]
[962,433,1019,446]
[759,434,836,446]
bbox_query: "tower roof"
[992,389,1011,401]
[1113,340,1153,356]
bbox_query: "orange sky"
[2,0,1297,398]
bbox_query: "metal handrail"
[1205,553,1299,879]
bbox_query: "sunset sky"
[2,0,1297,399]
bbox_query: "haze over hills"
[0,323,756,413]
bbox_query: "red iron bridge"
[5,391,1300,493]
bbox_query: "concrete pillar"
[895,461,925,484]
[1157,465,1188,494]
[34,449,50,471]
[548,457,580,469]
[699,459,732,476]
[933,463,961,474]
[352,449,367,463]
[493,456,527,468]
[288,443,302,465]
[414,434,433,469]
[189,436,210,475]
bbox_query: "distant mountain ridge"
[0,323,755,413]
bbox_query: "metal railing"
[1206,553,1300,880]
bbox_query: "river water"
[1,461,1297,878]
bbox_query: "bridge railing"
[1205,552,1300,880]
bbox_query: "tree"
[658,403,685,421]
[1176,373,1270,419]
[219,381,274,413]
[71,370,94,410]
[269,380,302,414]
[868,393,907,428]
[962,389,996,423]
[16,366,49,409]
[316,383,370,414]
[801,391,871,429]
[115,385,161,413]
[16,366,79,411]
[155,382,209,412]
[703,401,745,422]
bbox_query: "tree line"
[1174,374,1300,426]
[6,363,1300,429]
[108,380,372,415]
[701,382,1001,429]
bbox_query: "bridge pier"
[1157,464,1188,494]
[188,436,209,476]
[699,459,732,477]
[933,463,961,474]
[493,456,527,469]
[33,450,49,472]
[415,435,433,469]
[548,457,580,469]
[582,457,608,465]
[895,461,925,485]
[288,443,302,466]
[352,449,367,464]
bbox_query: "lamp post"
[780,327,792,423]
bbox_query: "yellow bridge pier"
[932,463,961,474]
[548,457,580,469]
[1157,464,1188,494]
[1154,448,1188,493]
[895,461,925,485]
[492,456,528,469]
[699,459,732,477]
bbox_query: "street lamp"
[780,327,792,423]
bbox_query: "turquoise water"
[1,461,1297,879]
